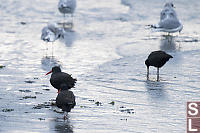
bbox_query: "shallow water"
[0,0,200,132]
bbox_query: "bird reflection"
[59,28,76,47]
[145,80,166,100]
[41,56,62,71]
[54,116,73,133]
[54,22,76,47]
[160,35,177,51]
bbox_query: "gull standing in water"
[58,0,76,27]
[149,2,183,34]
[41,23,62,56]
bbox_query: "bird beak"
[45,70,52,75]
[166,14,170,19]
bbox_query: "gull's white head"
[41,22,62,42]
[160,10,177,21]
[58,0,76,14]
[164,2,175,9]
[59,0,68,8]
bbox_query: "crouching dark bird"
[145,50,173,81]
[56,84,76,120]
[46,66,77,93]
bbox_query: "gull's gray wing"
[158,18,181,29]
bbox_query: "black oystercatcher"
[46,66,77,93]
[145,50,173,81]
[56,84,76,119]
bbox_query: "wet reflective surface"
[0,0,200,132]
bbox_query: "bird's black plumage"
[145,50,173,81]
[48,66,77,91]
[145,51,173,68]
[56,89,76,112]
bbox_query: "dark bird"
[56,84,76,120]
[145,50,173,81]
[46,66,77,93]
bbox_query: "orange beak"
[45,70,52,75]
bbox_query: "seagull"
[58,0,76,24]
[149,3,183,34]
[163,2,175,10]
[56,84,76,120]
[41,23,62,56]
[46,66,77,93]
[145,50,173,81]
[41,23,62,42]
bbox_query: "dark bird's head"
[165,54,173,62]
[169,55,173,59]
[46,66,61,75]
[145,59,150,68]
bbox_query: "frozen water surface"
[0,0,200,132]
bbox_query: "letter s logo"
[188,103,198,116]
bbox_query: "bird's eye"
[161,12,165,17]
[170,12,174,16]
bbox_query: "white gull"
[149,3,183,33]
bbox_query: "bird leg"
[45,42,48,57]
[170,36,172,44]
[157,68,159,81]
[167,36,170,45]
[51,42,54,57]
[71,14,74,28]
[63,112,67,120]
[57,88,61,93]
[147,67,149,80]
[63,14,66,28]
